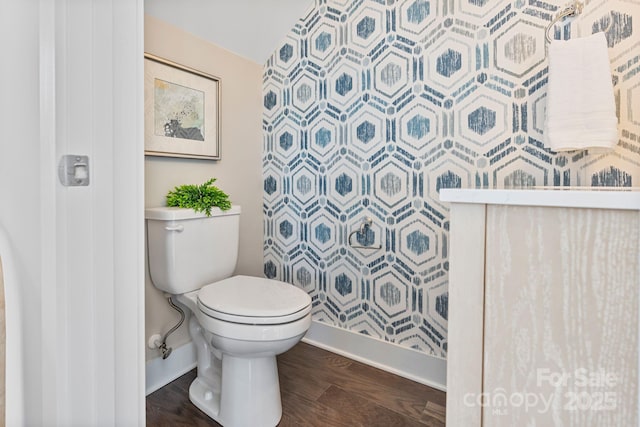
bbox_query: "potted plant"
[166,178,231,216]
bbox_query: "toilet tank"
[145,206,241,294]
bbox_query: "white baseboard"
[302,320,447,392]
[145,321,447,396]
[145,341,197,396]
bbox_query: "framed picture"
[144,53,221,160]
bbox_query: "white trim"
[145,342,197,396]
[302,320,447,392]
[144,322,447,396]
[39,0,60,423]
[111,0,145,424]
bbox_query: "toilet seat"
[197,275,311,325]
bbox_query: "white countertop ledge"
[439,188,640,210]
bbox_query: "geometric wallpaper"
[262,0,640,359]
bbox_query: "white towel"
[544,32,618,152]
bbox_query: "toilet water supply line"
[156,295,185,359]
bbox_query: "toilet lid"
[197,275,312,325]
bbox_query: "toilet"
[145,206,311,427]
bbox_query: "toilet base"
[189,354,282,427]
[189,377,221,420]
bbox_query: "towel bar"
[545,1,612,44]
[348,217,382,250]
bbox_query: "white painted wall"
[144,0,314,64]
[144,15,264,361]
[0,0,144,424]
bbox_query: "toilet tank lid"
[145,205,241,220]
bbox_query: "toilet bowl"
[146,207,311,427]
[177,276,311,426]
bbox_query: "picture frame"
[144,53,221,160]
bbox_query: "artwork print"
[144,54,220,159]
[154,79,205,141]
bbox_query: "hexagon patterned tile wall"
[263,0,640,359]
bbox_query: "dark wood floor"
[146,342,446,426]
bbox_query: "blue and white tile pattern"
[263,0,640,358]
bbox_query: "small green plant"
[166,178,231,216]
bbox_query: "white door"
[0,0,145,425]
